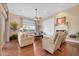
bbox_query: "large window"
[41,18,54,36]
[22,18,35,32]
[25,25,35,30]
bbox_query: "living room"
[0,3,79,56]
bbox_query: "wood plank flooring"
[0,39,79,56]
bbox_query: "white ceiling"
[7,3,78,19]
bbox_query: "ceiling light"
[34,8,41,21]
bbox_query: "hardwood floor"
[0,39,79,56]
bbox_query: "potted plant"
[10,22,18,41]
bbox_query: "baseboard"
[66,38,79,44]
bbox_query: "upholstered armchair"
[42,31,67,54]
[18,28,34,47]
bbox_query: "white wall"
[55,5,79,35]
[41,4,79,38]
[69,16,79,34]
[9,14,21,36]
[41,18,54,36]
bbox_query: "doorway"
[0,13,6,48]
[0,13,2,48]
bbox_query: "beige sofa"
[42,31,67,54]
[18,30,34,47]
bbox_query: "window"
[22,18,35,32]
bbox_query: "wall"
[10,13,21,29]
[6,12,10,42]
[9,13,22,36]
[0,3,10,46]
[0,4,7,18]
[55,4,79,35]
[41,4,79,39]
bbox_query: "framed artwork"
[56,17,67,26]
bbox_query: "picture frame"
[55,17,67,26]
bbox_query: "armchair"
[42,31,67,54]
[18,28,34,47]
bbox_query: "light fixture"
[34,8,41,21]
